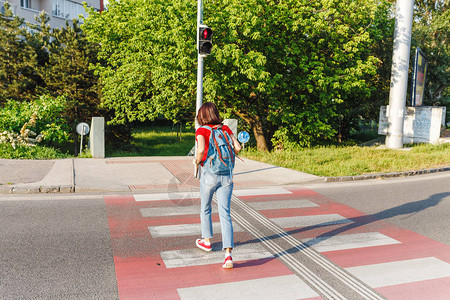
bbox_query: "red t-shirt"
[195,124,233,165]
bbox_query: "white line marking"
[134,192,200,201]
[140,206,200,217]
[161,244,273,268]
[347,257,450,288]
[134,187,292,202]
[248,199,318,210]
[272,214,352,228]
[140,199,317,217]
[304,232,401,252]
[148,214,350,238]
[233,188,292,197]
[148,222,243,238]
[177,275,319,300]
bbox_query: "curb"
[0,185,76,194]
[323,166,450,182]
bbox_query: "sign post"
[411,47,428,107]
[76,122,90,155]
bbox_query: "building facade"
[1,0,102,28]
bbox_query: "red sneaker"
[196,239,212,252]
[222,255,233,269]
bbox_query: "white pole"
[386,0,414,149]
[79,125,85,155]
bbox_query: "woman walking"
[194,102,241,269]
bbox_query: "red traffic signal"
[201,27,212,40]
[198,26,213,56]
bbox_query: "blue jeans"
[200,169,234,250]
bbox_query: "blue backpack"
[202,125,235,175]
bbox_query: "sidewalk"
[0,157,321,194]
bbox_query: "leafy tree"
[82,0,198,126]
[0,3,40,103]
[83,0,396,150]
[38,18,101,126]
[206,0,393,148]
[334,1,395,141]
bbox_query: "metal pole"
[196,0,203,122]
[196,56,204,121]
[194,0,204,177]
[386,0,414,149]
[79,125,85,155]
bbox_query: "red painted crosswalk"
[105,187,450,299]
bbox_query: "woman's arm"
[195,134,206,165]
[231,134,242,154]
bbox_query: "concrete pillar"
[89,117,105,158]
[223,119,238,137]
[386,0,414,149]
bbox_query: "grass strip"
[242,143,450,177]
[107,125,195,157]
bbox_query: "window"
[52,0,87,20]
[20,0,31,9]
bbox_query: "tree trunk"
[234,110,269,152]
[252,119,269,151]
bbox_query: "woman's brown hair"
[197,102,222,126]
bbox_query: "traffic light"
[198,25,213,56]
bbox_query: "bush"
[0,143,69,159]
[0,95,71,147]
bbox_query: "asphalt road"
[0,195,118,299]
[0,172,449,299]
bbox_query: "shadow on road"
[237,192,449,257]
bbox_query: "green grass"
[107,125,195,157]
[242,143,450,177]
[0,143,70,159]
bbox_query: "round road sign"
[76,122,90,136]
[238,131,250,144]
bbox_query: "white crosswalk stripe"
[133,187,292,202]
[158,232,401,268]
[177,275,319,300]
[149,222,243,238]
[176,257,450,298]
[140,199,317,217]
[148,215,352,238]
[248,199,318,210]
[161,244,273,268]
[347,257,450,288]
[304,232,401,252]
[271,214,352,228]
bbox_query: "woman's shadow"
[236,192,449,256]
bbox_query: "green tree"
[39,18,101,126]
[0,3,40,103]
[206,0,393,148]
[83,0,394,150]
[83,0,198,126]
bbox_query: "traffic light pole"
[196,0,204,120]
[194,0,204,177]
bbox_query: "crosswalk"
[104,187,450,299]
